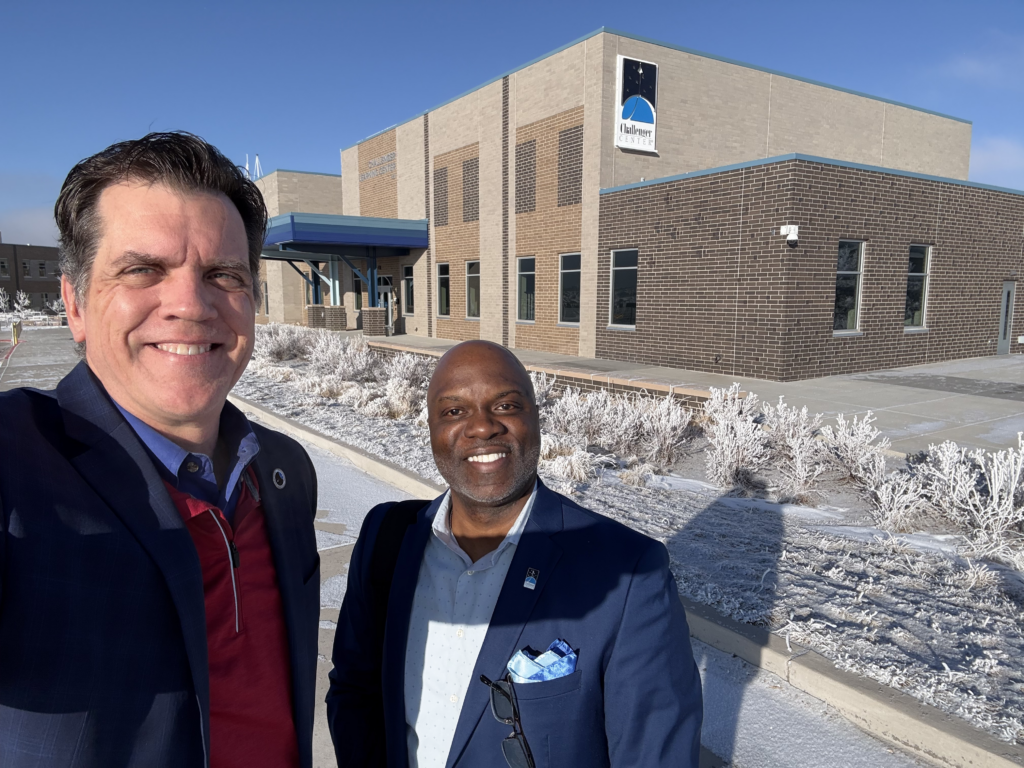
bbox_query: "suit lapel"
[56,364,210,732]
[382,495,443,766]
[445,484,564,768]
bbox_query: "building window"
[905,245,930,328]
[403,265,414,315]
[437,263,450,317]
[517,257,535,321]
[22,261,30,278]
[354,276,363,310]
[47,260,60,277]
[37,261,46,278]
[557,125,584,207]
[559,253,581,323]
[0,259,8,278]
[515,140,536,214]
[462,157,479,223]
[834,241,863,332]
[466,261,481,318]
[609,249,638,327]
[433,167,449,226]
[262,281,269,315]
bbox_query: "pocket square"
[507,639,577,684]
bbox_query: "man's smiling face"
[64,180,255,431]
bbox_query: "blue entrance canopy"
[264,212,429,251]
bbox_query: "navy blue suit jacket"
[327,482,703,768]
[0,362,320,768]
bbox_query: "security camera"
[780,225,799,248]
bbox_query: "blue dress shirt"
[114,402,260,522]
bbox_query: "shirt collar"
[432,481,538,569]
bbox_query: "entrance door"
[377,276,394,330]
[998,281,1016,355]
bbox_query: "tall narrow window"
[834,241,862,332]
[609,249,638,327]
[559,253,581,323]
[0,259,8,278]
[22,261,30,278]
[403,265,414,315]
[437,264,450,317]
[517,258,535,321]
[905,245,929,328]
[263,281,269,314]
[466,261,481,318]
[37,261,46,278]
[354,276,363,310]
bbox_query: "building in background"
[261,27,1022,379]
[0,239,62,311]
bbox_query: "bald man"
[326,341,703,768]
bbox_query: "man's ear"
[62,276,86,343]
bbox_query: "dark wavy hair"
[55,131,267,302]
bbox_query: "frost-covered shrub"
[870,471,929,532]
[819,412,891,485]
[382,378,421,419]
[619,462,655,488]
[530,371,557,411]
[253,323,313,363]
[309,332,375,382]
[637,396,694,468]
[540,449,597,483]
[703,383,769,488]
[540,432,585,460]
[761,397,827,498]
[379,352,434,389]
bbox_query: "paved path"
[369,333,1024,454]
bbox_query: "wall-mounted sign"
[359,151,396,182]
[614,56,658,153]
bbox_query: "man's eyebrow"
[494,389,526,398]
[109,251,249,272]
[437,395,464,403]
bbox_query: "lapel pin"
[523,568,539,590]
[272,468,287,489]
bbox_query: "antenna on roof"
[254,154,263,180]
[245,154,250,179]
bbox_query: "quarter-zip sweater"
[165,472,300,768]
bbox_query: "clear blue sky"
[2,0,1022,245]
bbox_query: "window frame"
[833,240,865,336]
[0,259,8,278]
[558,252,582,325]
[607,248,639,330]
[402,265,415,316]
[437,263,450,318]
[465,260,481,320]
[516,257,536,323]
[262,281,270,315]
[904,244,931,332]
[353,276,363,311]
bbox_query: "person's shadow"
[666,492,785,767]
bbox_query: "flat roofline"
[599,154,1024,198]
[342,27,970,152]
[261,168,342,178]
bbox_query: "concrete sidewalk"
[369,334,1024,454]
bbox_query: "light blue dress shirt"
[404,483,538,768]
[114,402,260,522]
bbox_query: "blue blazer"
[327,482,703,768]
[0,363,320,768]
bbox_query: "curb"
[232,394,1022,768]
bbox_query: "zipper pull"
[229,541,240,569]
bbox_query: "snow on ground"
[233,363,1024,746]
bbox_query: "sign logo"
[523,568,539,590]
[615,56,658,153]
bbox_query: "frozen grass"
[703,383,770,488]
[237,335,1024,745]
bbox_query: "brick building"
[0,241,62,312]
[262,27,1022,378]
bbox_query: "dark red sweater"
[166,473,299,768]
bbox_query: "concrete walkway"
[368,333,1024,454]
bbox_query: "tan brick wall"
[397,120,427,220]
[341,147,360,215]
[358,130,397,218]
[514,107,584,355]
[274,171,343,215]
[579,34,607,357]
[433,143,482,342]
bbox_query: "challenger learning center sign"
[614,56,658,153]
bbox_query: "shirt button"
[185,461,200,473]
[450,694,458,703]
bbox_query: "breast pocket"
[512,670,582,701]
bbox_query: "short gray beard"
[434,442,541,513]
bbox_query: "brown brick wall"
[358,130,398,218]
[514,107,585,356]
[433,143,481,342]
[596,159,1024,381]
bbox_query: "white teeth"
[467,453,507,463]
[156,343,212,356]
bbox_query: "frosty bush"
[309,332,375,382]
[619,462,655,488]
[530,371,557,411]
[540,432,586,460]
[819,412,891,485]
[13,290,30,316]
[379,352,435,389]
[761,397,827,499]
[540,449,597,483]
[869,471,929,532]
[703,383,769,488]
[252,323,314,363]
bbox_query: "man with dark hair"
[0,132,320,768]
[327,340,703,767]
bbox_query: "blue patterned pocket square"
[507,639,577,684]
